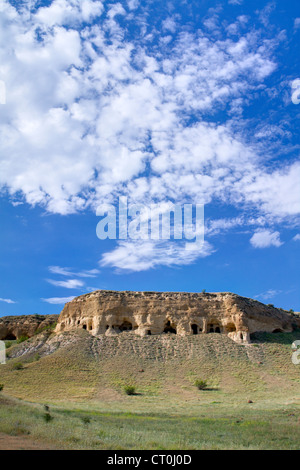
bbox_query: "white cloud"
[294,18,300,30]
[0,298,16,304]
[48,266,100,278]
[0,1,298,269]
[255,289,281,300]
[250,230,283,248]
[46,279,84,289]
[42,296,76,305]
[293,234,300,241]
[100,240,214,272]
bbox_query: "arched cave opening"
[147,330,152,335]
[120,321,133,332]
[191,324,198,335]
[272,329,283,333]
[226,323,236,333]
[164,321,177,334]
[82,325,87,330]
[208,323,222,333]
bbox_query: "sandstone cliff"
[0,314,59,341]
[55,291,300,344]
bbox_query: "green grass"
[0,395,299,450]
[0,329,299,449]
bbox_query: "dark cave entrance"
[120,321,133,332]
[164,321,177,334]
[208,323,222,333]
[4,334,16,340]
[191,324,198,335]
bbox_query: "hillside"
[0,328,299,449]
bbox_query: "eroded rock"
[55,291,300,344]
[0,315,59,341]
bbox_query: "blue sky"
[0,0,299,317]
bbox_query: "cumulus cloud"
[100,240,214,272]
[0,1,298,270]
[250,230,283,248]
[293,234,300,241]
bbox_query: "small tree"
[194,379,208,390]
[124,385,136,395]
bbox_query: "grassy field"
[0,329,299,449]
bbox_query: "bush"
[124,385,136,396]
[12,362,24,371]
[43,412,53,423]
[194,379,208,390]
[0,384,4,392]
[36,323,57,335]
[81,416,91,425]
[5,341,12,349]
[17,335,29,344]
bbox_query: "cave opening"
[208,323,222,333]
[120,321,133,332]
[164,321,177,334]
[4,334,16,340]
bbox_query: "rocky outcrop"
[0,314,59,341]
[55,291,300,344]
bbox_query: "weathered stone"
[55,291,300,344]
[0,315,59,341]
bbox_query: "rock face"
[55,291,300,344]
[0,315,59,341]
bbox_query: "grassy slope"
[0,329,299,449]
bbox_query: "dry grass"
[0,329,299,449]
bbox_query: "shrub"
[5,341,12,349]
[43,412,53,423]
[81,416,91,425]
[17,336,29,344]
[124,385,136,396]
[0,384,4,392]
[12,362,24,371]
[36,323,57,335]
[194,379,208,390]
